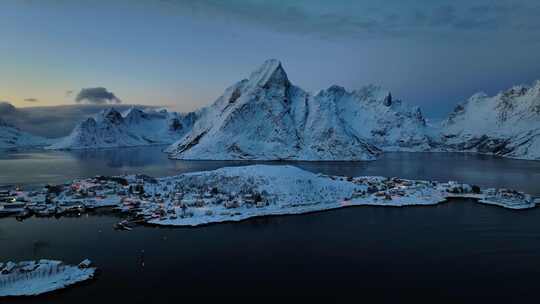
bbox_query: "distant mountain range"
[440,81,540,160]
[0,118,52,149]
[48,108,196,150]
[1,59,539,161]
[0,102,157,138]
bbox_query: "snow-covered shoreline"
[0,259,96,297]
[2,165,536,228]
[144,167,536,227]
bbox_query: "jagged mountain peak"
[326,85,347,94]
[442,79,540,160]
[451,79,540,119]
[98,107,124,124]
[352,85,390,102]
[166,60,432,160]
[247,59,289,89]
[48,106,195,150]
[527,80,540,99]
[497,85,529,100]
[383,92,393,106]
[124,107,148,123]
[79,117,97,127]
[317,84,397,107]
[412,106,426,126]
[314,85,348,100]
[468,92,488,102]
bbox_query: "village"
[0,165,537,229]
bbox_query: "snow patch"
[0,259,96,297]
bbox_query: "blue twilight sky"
[1,0,540,118]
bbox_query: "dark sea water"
[1,147,540,301]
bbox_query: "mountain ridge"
[48,107,197,150]
[166,59,430,160]
[441,79,540,160]
[5,59,539,161]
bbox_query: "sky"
[1,0,540,118]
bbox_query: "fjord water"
[1,147,540,300]
[1,146,540,195]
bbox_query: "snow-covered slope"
[166,59,430,161]
[442,81,540,160]
[0,101,160,138]
[315,85,431,151]
[48,107,196,150]
[0,118,52,149]
[0,259,96,297]
[33,60,540,161]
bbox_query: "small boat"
[113,220,133,231]
[15,209,32,221]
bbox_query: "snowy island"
[0,259,96,297]
[1,165,537,228]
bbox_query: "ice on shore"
[0,259,95,297]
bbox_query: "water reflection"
[1,147,540,195]
[0,148,540,300]
[0,147,539,301]
[2,201,540,300]
[32,240,51,258]
[69,146,172,168]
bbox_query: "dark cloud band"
[75,87,122,104]
[163,0,540,40]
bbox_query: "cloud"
[160,0,540,40]
[166,0,383,39]
[24,98,39,102]
[75,87,122,104]
[0,103,156,138]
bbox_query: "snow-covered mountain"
[48,107,197,150]
[441,80,540,160]
[34,60,540,161]
[0,118,52,149]
[0,101,160,138]
[166,59,430,161]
